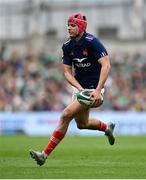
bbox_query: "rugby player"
[30,13,115,166]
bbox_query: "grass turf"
[0,135,146,179]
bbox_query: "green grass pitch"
[0,135,146,179]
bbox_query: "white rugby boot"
[29,149,47,166]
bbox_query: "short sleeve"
[62,45,72,66]
[91,38,108,60]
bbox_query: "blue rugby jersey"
[62,32,108,89]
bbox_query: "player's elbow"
[100,56,111,72]
[107,62,111,72]
[64,71,70,80]
[103,61,111,73]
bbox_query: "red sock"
[97,121,107,131]
[44,130,65,155]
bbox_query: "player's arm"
[96,55,111,91]
[91,37,110,91]
[63,64,84,91]
[90,55,110,105]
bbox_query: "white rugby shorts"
[72,87,105,102]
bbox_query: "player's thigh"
[75,108,90,125]
[62,100,87,119]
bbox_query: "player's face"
[67,22,79,38]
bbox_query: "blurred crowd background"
[0,0,146,112]
[0,47,146,112]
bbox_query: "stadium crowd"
[0,45,146,112]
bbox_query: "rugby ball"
[76,89,103,108]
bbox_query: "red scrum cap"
[68,13,87,34]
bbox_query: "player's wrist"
[95,87,102,92]
[77,86,84,91]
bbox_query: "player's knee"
[61,108,73,122]
[76,123,87,130]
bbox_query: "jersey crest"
[82,49,88,56]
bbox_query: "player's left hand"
[89,89,102,107]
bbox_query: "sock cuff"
[43,130,65,155]
[98,121,107,131]
[53,130,65,140]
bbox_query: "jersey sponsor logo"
[73,57,87,63]
[73,57,91,68]
[75,62,91,67]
